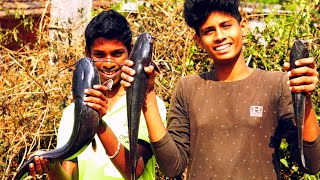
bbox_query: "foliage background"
[0,0,319,179]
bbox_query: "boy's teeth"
[102,71,113,75]
[216,44,230,51]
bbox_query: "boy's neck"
[107,83,126,98]
[213,57,253,82]
[105,83,126,111]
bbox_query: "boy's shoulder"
[177,69,288,86]
[253,69,289,87]
[180,71,213,81]
[255,68,287,78]
[180,69,287,79]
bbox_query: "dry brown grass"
[0,35,81,179]
[127,1,210,106]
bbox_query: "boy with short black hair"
[121,0,320,179]
[27,9,167,180]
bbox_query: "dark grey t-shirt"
[152,69,320,179]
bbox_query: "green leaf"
[291,165,299,172]
[280,158,289,168]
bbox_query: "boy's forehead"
[208,10,235,20]
[90,38,128,52]
[92,38,125,47]
[93,37,123,44]
[201,11,235,26]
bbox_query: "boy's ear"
[194,34,203,49]
[240,18,249,37]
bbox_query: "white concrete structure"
[49,0,92,46]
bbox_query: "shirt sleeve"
[56,103,75,148]
[303,136,320,174]
[151,78,190,178]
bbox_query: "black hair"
[85,10,132,53]
[183,0,242,35]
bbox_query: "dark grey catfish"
[289,40,309,168]
[126,33,156,180]
[14,57,100,179]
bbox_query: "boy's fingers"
[288,76,318,93]
[144,65,154,74]
[296,57,316,68]
[34,156,43,174]
[123,59,134,66]
[285,57,316,71]
[289,75,315,85]
[93,84,108,92]
[289,84,316,93]
[84,89,108,102]
[121,71,134,82]
[120,79,131,89]
[29,163,36,176]
[85,96,108,108]
[283,62,290,71]
[121,65,136,76]
[86,102,107,117]
[289,66,319,78]
[40,157,49,173]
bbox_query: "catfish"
[289,40,309,168]
[126,33,158,180]
[14,57,100,179]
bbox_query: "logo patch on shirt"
[250,106,263,117]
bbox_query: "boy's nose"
[214,29,226,41]
[103,60,115,68]
[102,60,121,70]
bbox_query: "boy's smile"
[214,44,231,51]
[99,66,121,79]
[195,11,247,65]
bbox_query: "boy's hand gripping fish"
[289,40,309,168]
[14,57,100,179]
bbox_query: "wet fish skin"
[14,57,100,179]
[126,33,154,180]
[289,40,309,168]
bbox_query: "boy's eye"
[203,27,215,35]
[221,23,231,28]
[94,52,106,57]
[112,50,125,57]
